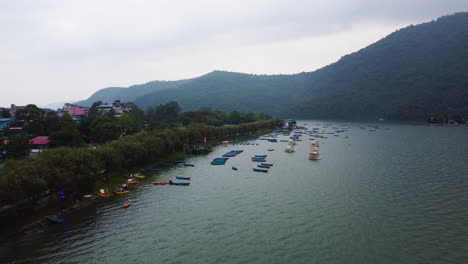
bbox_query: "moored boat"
[170,181,190,186]
[46,216,65,224]
[253,168,268,173]
[123,200,131,208]
[176,176,191,180]
[232,166,238,170]
[183,163,195,167]
[153,182,170,185]
[116,190,130,194]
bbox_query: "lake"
[2,121,468,264]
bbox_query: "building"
[9,104,25,118]
[0,118,15,131]
[97,100,133,116]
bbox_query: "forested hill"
[133,71,312,117]
[289,12,468,120]
[76,12,468,120]
[75,79,191,107]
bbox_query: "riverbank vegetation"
[0,102,282,212]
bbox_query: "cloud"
[1,0,467,106]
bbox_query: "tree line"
[0,119,282,208]
[1,101,274,160]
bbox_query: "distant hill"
[75,79,191,106]
[76,12,468,120]
[288,12,468,120]
[133,71,312,117]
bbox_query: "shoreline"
[0,128,274,241]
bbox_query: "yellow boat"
[127,180,138,184]
[116,190,130,194]
[134,174,145,179]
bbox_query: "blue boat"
[232,166,238,170]
[211,157,229,165]
[46,216,65,223]
[145,168,162,171]
[183,163,195,167]
[261,163,273,167]
[257,165,270,168]
[176,176,191,180]
[253,168,268,173]
[251,158,266,162]
[170,181,190,186]
[255,155,267,158]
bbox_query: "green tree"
[90,116,122,143]
[146,101,181,127]
[1,108,11,118]
[52,114,85,147]
[5,134,31,159]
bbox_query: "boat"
[254,155,267,158]
[183,163,195,167]
[176,176,191,180]
[257,164,270,168]
[211,157,229,165]
[232,166,238,170]
[261,163,273,167]
[153,182,170,185]
[145,168,162,171]
[222,140,229,147]
[309,151,320,160]
[116,190,130,194]
[268,149,274,151]
[46,216,65,224]
[127,180,138,184]
[170,182,190,186]
[134,174,145,179]
[285,146,295,153]
[98,193,113,198]
[123,200,131,208]
[253,168,268,173]
[251,158,266,162]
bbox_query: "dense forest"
[75,12,468,121]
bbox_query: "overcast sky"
[1,0,467,107]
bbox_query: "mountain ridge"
[76,12,468,120]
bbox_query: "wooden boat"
[98,193,113,198]
[253,168,268,173]
[232,166,238,170]
[46,216,65,223]
[153,182,170,185]
[116,190,130,194]
[176,176,191,180]
[123,200,131,208]
[183,163,195,167]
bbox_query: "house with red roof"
[30,136,53,149]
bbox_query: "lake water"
[2,121,468,264]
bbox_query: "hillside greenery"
[75,12,468,121]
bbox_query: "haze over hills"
[76,12,468,120]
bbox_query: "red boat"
[123,200,131,208]
[153,182,170,185]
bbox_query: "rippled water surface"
[2,122,468,264]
